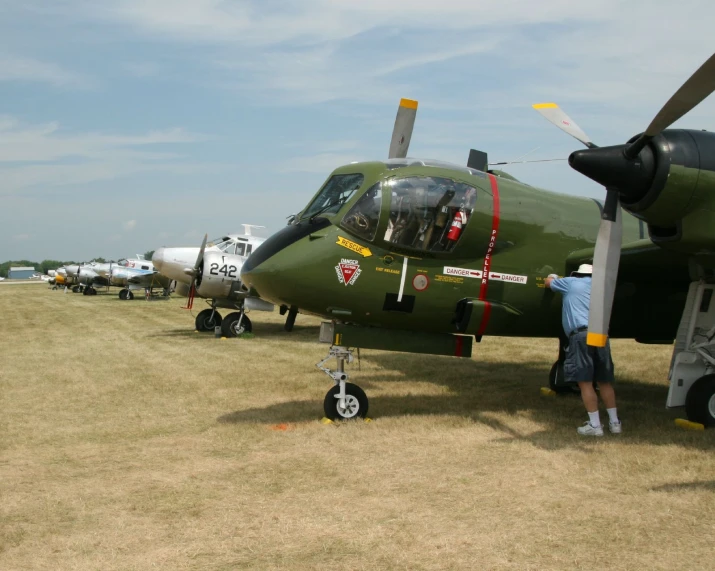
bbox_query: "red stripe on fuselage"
[476,173,501,336]
[455,335,463,357]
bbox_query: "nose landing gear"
[317,347,369,421]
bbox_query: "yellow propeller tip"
[399,98,418,110]
[532,102,559,109]
[587,333,608,347]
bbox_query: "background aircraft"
[240,54,715,426]
[152,225,274,337]
[64,258,170,299]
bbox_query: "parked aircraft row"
[45,52,715,428]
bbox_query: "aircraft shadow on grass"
[152,322,320,340]
[650,480,715,492]
[218,351,715,452]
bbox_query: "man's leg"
[578,381,599,412]
[598,382,616,409]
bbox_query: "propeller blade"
[626,52,715,158]
[388,98,418,159]
[532,103,597,149]
[194,234,208,274]
[587,189,622,347]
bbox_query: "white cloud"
[123,220,137,231]
[0,54,93,88]
[0,118,210,194]
[12,233,31,242]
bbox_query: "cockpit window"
[384,176,477,252]
[208,237,234,253]
[340,182,382,241]
[235,243,246,257]
[301,174,364,220]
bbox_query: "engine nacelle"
[570,129,715,251]
[618,130,715,228]
[174,281,192,297]
[111,268,130,287]
[195,252,246,300]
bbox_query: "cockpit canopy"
[341,175,479,253]
[208,236,256,257]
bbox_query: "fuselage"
[152,234,266,290]
[241,159,689,341]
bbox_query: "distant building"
[8,267,37,280]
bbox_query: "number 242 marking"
[209,263,237,278]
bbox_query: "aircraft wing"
[126,269,170,288]
[566,238,690,284]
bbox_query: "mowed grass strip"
[1,284,714,570]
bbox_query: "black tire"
[89,287,97,296]
[221,312,252,337]
[685,374,715,427]
[548,361,579,394]
[119,289,127,300]
[72,285,80,293]
[83,287,90,296]
[323,383,369,421]
[195,308,222,332]
[126,290,134,300]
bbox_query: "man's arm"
[547,275,571,293]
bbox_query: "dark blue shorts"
[564,331,615,384]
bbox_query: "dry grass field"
[1,283,714,570]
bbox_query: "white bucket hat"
[572,263,593,276]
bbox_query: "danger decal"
[443,266,483,279]
[441,266,527,285]
[488,272,528,285]
[335,259,362,286]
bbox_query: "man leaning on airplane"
[545,264,622,436]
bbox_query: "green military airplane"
[241,53,715,426]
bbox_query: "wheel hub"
[336,395,360,419]
[709,393,715,420]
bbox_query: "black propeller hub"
[568,143,657,203]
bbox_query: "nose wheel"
[317,347,369,421]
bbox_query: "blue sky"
[1,0,714,261]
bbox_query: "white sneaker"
[577,421,604,436]
[609,421,622,434]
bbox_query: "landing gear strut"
[317,347,369,420]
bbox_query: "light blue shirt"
[550,276,591,336]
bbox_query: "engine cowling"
[174,281,192,297]
[195,252,246,300]
[569,129,715,250]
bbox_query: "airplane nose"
[152,248,165,272]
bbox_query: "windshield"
[301,174,364,220]
[340,182,382,241]
[384,176,478,252]
[208,237,234,253]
